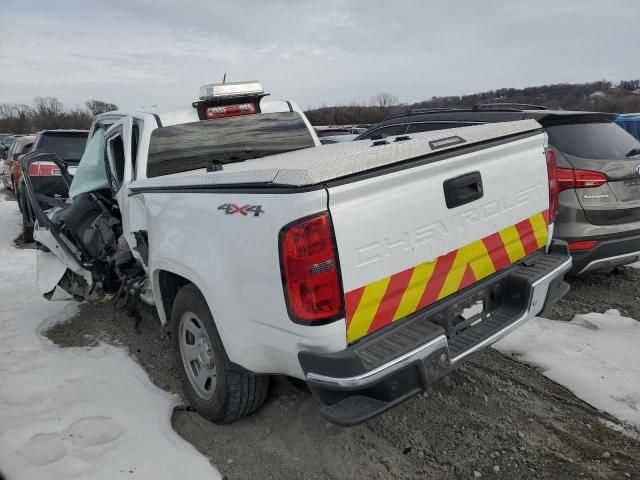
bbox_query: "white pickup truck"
[23,82,572,426]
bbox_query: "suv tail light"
[279,212,344,324]
[204,103,257,119]
[28,161,60,177]
[568,240,598,251]
[556,167,607,192]
[545,147,559,223]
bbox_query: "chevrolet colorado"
[23,82,572,425]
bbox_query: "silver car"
[356,106,640,274]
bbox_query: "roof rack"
[472,103,547,111]
[408,107,469,115]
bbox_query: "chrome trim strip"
[578,250,640,274]
[305,255,572,389]
[305,335,448,389]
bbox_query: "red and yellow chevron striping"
[345,211,549,343]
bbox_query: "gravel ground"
[43,268,640,480]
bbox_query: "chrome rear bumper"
[299,241,572,425]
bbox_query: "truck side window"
[131,125,139,180]
[106,133,126,191]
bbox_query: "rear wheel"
[171,284,269,423]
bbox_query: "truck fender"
[150,264,229,344]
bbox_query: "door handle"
[443,171,483,209]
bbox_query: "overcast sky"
[0,0,637,111]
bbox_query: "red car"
[2,135,35,192]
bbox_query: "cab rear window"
[545,120,640,159]
[147,112,315,178]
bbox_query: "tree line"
[305,79,640,126]
[4,78,640,132]
[0,98,118,133]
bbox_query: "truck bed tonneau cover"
[129,120,542,190]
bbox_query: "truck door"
[104,117,148,268]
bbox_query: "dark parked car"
[314,126,353,138]
[319,134,358,144]
[356,105,640,274]
[17,129,88,241]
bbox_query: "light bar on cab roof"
[199,81,264,100]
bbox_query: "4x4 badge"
[217,203,264,216]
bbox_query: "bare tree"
[0,103,33,133]
[0,103,15,120]
[85,99,118,116]
[60,105,92,129]
[0,97,120,133]
[370,92,399,110]
[32,96,64,117]
[31,97,65,129]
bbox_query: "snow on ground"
[0,197,220,479]
[496,310,640,429]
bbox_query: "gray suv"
[356,105,640,274]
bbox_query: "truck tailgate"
[328,129,550,343]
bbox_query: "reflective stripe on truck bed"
[344,210,549,343]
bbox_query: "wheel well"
[158,270,191,325]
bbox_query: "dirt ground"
[42,266,640,480]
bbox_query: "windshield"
[546,120,640,159]
[38,134,88,162]
[68,129,108,199]
[147,112,315,178]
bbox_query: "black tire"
[171,284,269,423]
[19,189,33,243]
[16,184,22,212]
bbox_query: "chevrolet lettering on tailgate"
[345,211,549,343]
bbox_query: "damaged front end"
[21,150,149,305]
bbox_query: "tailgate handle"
[443,171,483,209]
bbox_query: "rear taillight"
[205,103,257,119]
[545,147,559,223]
[568,240,598,251]
[556,167,607,192]
[28,161,60,177]
[279,212,344,324]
